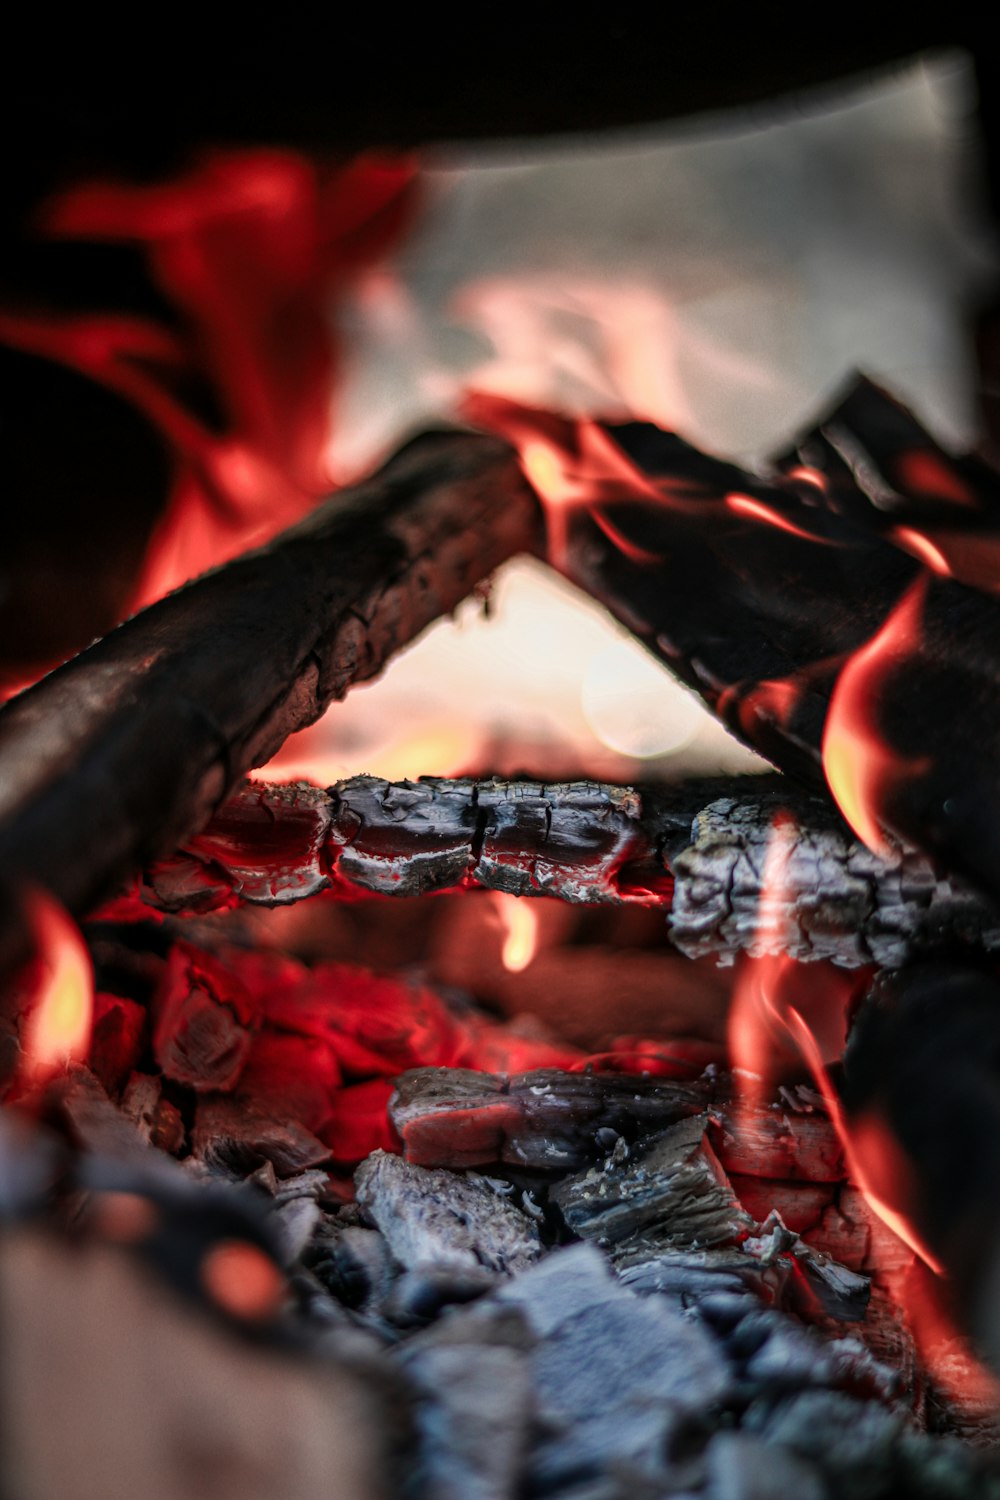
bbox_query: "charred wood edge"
[143,772,1000,969]
[0,430,541,975]
[500,377,1000,904]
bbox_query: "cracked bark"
[140,774,1000,969]
[0,431,540,975]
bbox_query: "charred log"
[0,430,539,973]
[842,962,1000,1374]
[141,773,1000,968]
[470,377,1000,903]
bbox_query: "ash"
[7,1066,998,1500]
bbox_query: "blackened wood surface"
[479,378,1000,901]
[843,964,1000,1370]
[143,774,1000,968]
[0,432,539,969]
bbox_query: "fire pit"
[4,35,1000,1500]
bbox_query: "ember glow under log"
[0,430,540,972]
[135,774,1000,969]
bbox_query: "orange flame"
[725,815,998,1407]
[727,816,944,1273]
[724,493,840,546]
[497,407,667,570]
[727,816,851,1098]
[822,575,931,855]
[492,893,540,973]
[0,152,418,652]
[895,449,975,508]
[468,394,844,581]
[889,524,1000,594]
[19,888,94,1084]
[890,525,953,577]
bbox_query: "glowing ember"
[822,575,931,855]
[493,893,540,973]
[199,1239,287,1322]
[19,887,94,1084]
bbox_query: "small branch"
[0,432,540,970]
[140,774,1000,969]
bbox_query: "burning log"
[841,962,1000,1374]
[390,1066,851,1191]
[0,429,539,973]
[140,773,1000,968]
[468,377,1000,901]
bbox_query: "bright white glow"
[581,641,707,759]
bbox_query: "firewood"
[0,430,539,976]
[469,377,1000,901]
[140,773,1000,968]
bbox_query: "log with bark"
[468,376,1000,902]
[138,773,1000,969]
[3,376,999,978]
[0,430,539,972]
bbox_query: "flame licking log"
[840,963,1000,1376]
[0,431,541,978]
[2,377,999,967]
[130,773,1000,971]
[466,377,1000,903]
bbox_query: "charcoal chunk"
[384,1265,497,1328]
[552,1116,751,1251]
[401,1342,533,1500]
[355,1151,542,1275]
[703,1431,827,1500]
[497,1244,729,1420]
[745,1389,905,1500]
[310,1223,397,1312]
